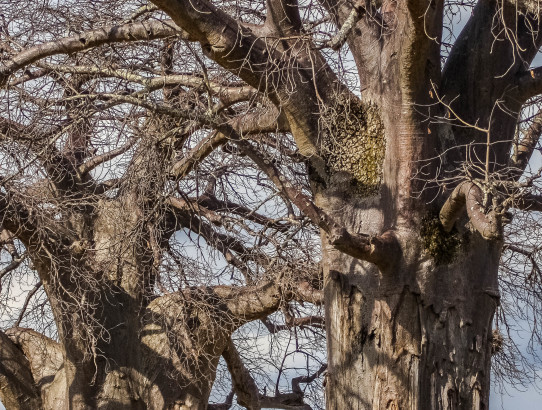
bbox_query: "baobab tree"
[1,0,542,409]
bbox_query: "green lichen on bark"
[320,96,385,195]
[420,213,466,265]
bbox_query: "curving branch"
[170,131,228,179]
[238,140,400,266]
[510,109,542,178]
[5,327,64,405]
[150,0,278,93]
[0,19,187,86]
[222,338,261,409]
[439,182,501,240]
[78,138,138,175]
[0,330,42,410]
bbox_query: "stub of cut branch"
[329,229,399,268]
[439,182,501,240]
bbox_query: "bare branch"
[0,19,187,86]
[439,182,501,240]
[14,282,43,328]
[78,138,138,175]
[0,330,42,410]
[0,252,28,282]
[170,132,228,179]
[510,110,542,177]
[324,2,366,51]
[222,338,261,409]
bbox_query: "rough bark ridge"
[2,0,542,408]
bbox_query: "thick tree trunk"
[321,200,500,409]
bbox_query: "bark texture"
[2,0,542,409]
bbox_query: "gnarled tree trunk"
[3,0,542,408]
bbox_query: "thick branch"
[170,132,228,179]
[222,338,261,410]
[0,20,186,86]
[439,182,501,240]
[0,192,38,244]
[265,0,303,36]
[516,66,542,102]
[151,0,277,92]
[510,110,542,177]
[5,328,64,400]
[0,330,42,410]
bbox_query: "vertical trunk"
[322,204,500,409]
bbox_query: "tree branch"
[510,109,542,178]
[222,338,261,409]
[516,66,542,102]
[5,328,64,391]
[78,138,138,175]
[14,282,43,328]
[0,19,186,86]
[238,140,399,266]
[168,198,271,276]
[0,330,42,410]
[439,182,501,240]
[150,0,278,93]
